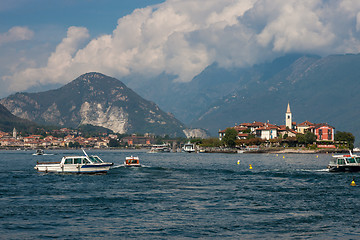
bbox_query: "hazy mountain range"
[128,53,360,141]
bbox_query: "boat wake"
[111,164,149,169]
[32,153,55,156]
[296,168,329,172]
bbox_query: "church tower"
[286,102,292,129]
[13,127,17,139]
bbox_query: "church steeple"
[286,102,291,113]
[286,102,292,129]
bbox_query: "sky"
[1,0,360,98]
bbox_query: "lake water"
[1,150,360,239]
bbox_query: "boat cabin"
[124,156,141,167]
[125,157,139,165]
[330,154,360,165]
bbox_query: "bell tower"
[286,102,292,129]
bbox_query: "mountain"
[0,72,186,137]
[128,54,313,125]
[191,54,360,140]
[127,53,360,144]
[0,103,37,132]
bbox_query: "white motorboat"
[33,149,44,155]
[124,156,141,167]
[328,151,360,172]
[183,142,196,153]
[148,144,171,153]
[34,149,113,173]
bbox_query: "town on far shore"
[0,102,355,153]
[218,102,355,153]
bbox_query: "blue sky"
[1,0,360,98]
[0,0,165,37]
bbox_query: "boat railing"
[36,161,61,164]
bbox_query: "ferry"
[124,156,141,167]
[148,144,171,153]
[34,149,113,173]
[327,152,360,172]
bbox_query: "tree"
[335,131,355,150]
[108,139,120,147]
[304,132,316,144]
[200,138,222,147]
[222,128,238,148]
[296,134,306,144]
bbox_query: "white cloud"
[5,26,89,91]
[0,26,34,46]
[4,0,360,92]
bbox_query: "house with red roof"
[255,124,279,140]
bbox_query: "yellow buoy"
[316,155,318,158]
[237,160,240,165]
[351,178,356,186]
[249,164,253,170]
[283,155,285,159]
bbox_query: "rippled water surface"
[1,150,360,239]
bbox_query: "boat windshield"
[337,158,346,165]
[355,157,360,163]
[346,157,357,164]
[88,156,103,163]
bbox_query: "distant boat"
[33,149,44,155]
[183,142,196,153]
[32,149,54,156]
[124,156,141,167]
[328,152,360,172]
[148,144,171,153]
[34,149,113,173]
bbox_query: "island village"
[0,103,354,153]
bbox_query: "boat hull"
[124,164,142,167]
[328,165,360,172]
[34,163,113,173]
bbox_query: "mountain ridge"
[0,103,37,132]
[1,72,186,137]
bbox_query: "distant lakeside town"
[0,103,355,153]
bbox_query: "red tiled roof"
[314,123,335,129]
[238,133,249,137]
[298,120,314,127]
[251,121,265,127]
[256,126,279,130]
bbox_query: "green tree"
[108,139,120,147]
[222,128,238,148]
[335,131,355,150]
[296,134,306,144]
[200,138,222,147]
[304,132,316,144]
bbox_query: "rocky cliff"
[0,72,185,137]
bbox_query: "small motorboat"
[183,142,196,153]
[33,149,44,155]
[124,156,141,167]
[327,151,360,172]
[34,149,113,173]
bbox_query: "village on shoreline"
[0,103,355,154]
